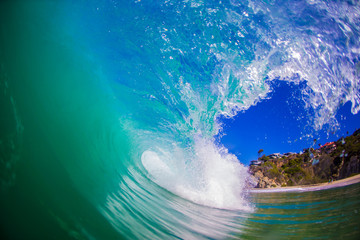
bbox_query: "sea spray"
[137,0,360,207]
[141,137,251,210]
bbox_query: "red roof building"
[320,142,336,153]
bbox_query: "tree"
[258,149,264,158]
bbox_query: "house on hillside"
[283,152,295,157]
[250,160,263,166]
[320,142,336,153]
[268,153,282,159]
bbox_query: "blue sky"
[219,81,360,165]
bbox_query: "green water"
[0,2,124,238]
[247,184,360,239]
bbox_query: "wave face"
[1,0,359,239]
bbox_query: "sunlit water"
[1,0,360,239]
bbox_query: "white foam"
[141,138,251,210]
[141,150,174,182]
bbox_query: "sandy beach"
[250,174,360,193]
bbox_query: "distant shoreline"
[250,174,360,193]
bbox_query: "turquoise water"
[1,1,360,239]
[248,183,360,239]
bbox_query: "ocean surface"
[1,0,360,239]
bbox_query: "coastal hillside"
[250,129,360,188]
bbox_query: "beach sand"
[250,174,360,193]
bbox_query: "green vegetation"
[250,129,360,188]
[263,161,281,179]
[259,155,270,161]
